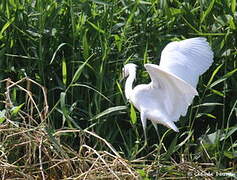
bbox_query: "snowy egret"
[122,37,213,141]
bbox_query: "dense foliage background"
[0,0,236,178]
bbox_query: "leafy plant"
[0,0,236,178]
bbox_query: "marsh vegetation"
[0,0,236,179]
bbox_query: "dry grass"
[0,124,139,179]
[0,78,138,179]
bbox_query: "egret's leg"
[140,111,147,146]
[135,111,147,156]
[152,121,161,142]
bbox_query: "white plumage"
[122,37,213,141]
[160,37,213,87]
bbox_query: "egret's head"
[122,63,137,79]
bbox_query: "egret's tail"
[164,121,179,132]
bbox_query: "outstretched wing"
[159,37,214,87]
[144,64,198,121]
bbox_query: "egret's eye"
[122,68,126,76]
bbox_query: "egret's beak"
[119,76,124,83]
[119,71,125,83]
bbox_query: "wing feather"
[144,64,198,121]
[159,37,214,87]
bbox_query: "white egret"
[122,37,213,142]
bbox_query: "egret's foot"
[134,135,148,156]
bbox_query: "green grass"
[0,0,237,179]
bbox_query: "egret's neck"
[125,70,136,100]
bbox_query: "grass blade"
[62,58,67,85]
[89,0,111,5]
[207,64,223,87]
[90,106,127,121]
[130,104,137,124]
[87,21,105,34]
[0,17,15,40]
[71,54,94,83]
[231,0,236,14]
[210,68,237,88]
[200,0,215,23]
[50,43,68,64]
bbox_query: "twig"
[39,136,45,180]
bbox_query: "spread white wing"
[144,64,198,121]
[159,37,214,87]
